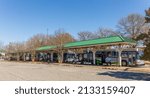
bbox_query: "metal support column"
[118,46,122,67]
[23,53,26,61]
[93,50,96,65]
[118,50,122,67]
[51,52,53,62]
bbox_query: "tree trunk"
[31,51,36,62]
[58,51,64,63]
[17,53,20,61]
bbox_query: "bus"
[95,48,145,66]
[63,48,145,66]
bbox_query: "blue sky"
[0,0,150,45]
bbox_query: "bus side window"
[111,51,118,57]
[121,51,128,58]
[107,52,111,57]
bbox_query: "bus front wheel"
[122,60,128,66]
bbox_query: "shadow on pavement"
[97,71,150,81]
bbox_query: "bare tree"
[4,33,55,61]
[78,31,97,41]
[117,14,145,39]
[95,27,119,38]
[5,42,25,53]
[0,41,4,57]
[0,41,4,51]
[25,33,54,61]
[44,35,55,46]
[53,29,75,63]
[4,41,26,60]
[78,28,119,41]
[26,33,46,51]
[53,29,75,45]
[25,33,55,51]
[145,8,150,23]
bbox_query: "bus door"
[95,51,105,65]
[53,53,58,62]
[76,53,83,64]
[95,53,102,65]
[82,51,93,64]
[128,51,137,65]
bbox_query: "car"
[66,57,74,63]
[136,60,145,66]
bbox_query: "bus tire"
[122,60,127,66]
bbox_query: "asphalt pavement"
[0,61,149,81]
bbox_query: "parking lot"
[0,61,150,81]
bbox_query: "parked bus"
[63,48,144,66]
[95,48,145,66]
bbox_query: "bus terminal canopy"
[36,36,136,51]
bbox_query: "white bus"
[95,48,145,66]
[64,48,145,66]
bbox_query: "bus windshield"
[121,51,141,61]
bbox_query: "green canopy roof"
[64,36,136,48]
[36,46,56,51]
[36,36,136,51]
